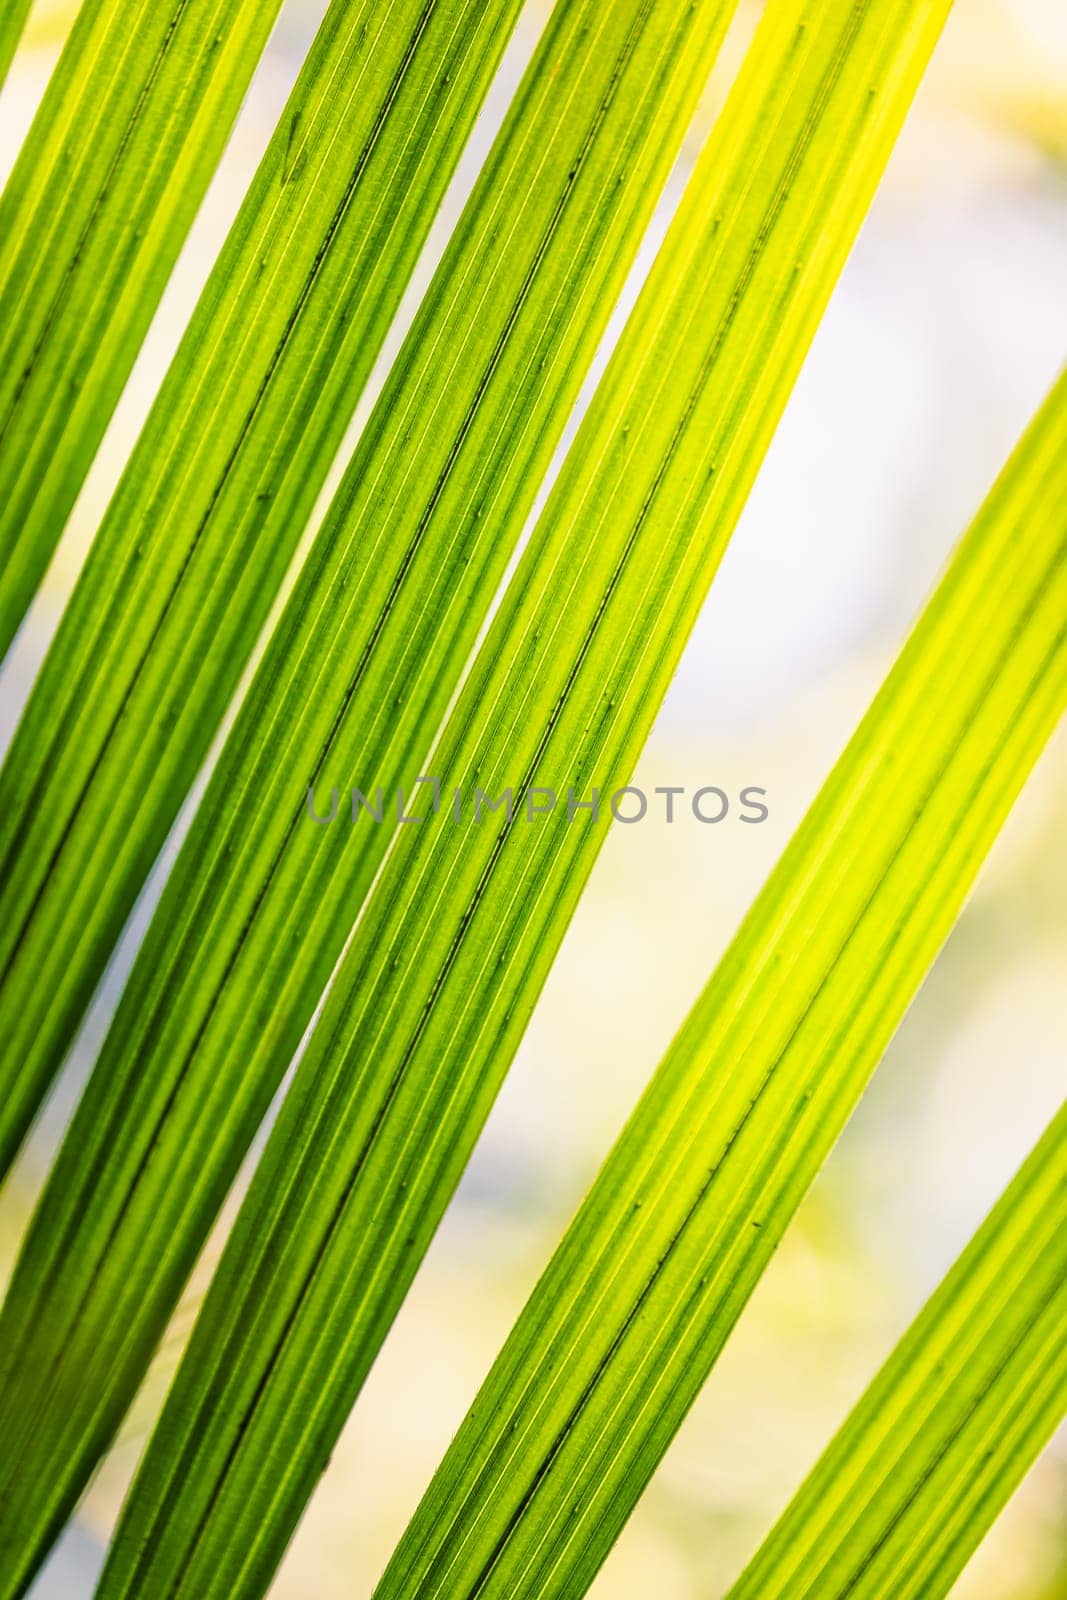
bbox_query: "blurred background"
[1,0,1065,1595]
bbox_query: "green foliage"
[0,0,34,87]
[375,369,1067,1599]
[0,0,285,659]
[727,1100,1067,1600]
[0,0,526,1178]
[0,1,1062,1597]
[87,3,970,1595]
[0,0,739,1588]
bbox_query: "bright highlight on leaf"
[0,0,285,660]
[0,0,741,1587]
[0,0,527,1179]
[92,2,959,1595]
[374,368,1067,1600]
[727,1099,1067,1600]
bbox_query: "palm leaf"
[0,0,34,86]
[0,0,528,1177]
[0,0,740,1587]
[0,0,285,660]
[91,2,957,1594]
[727,1100,1067,1600]
[374,367,1067,1599]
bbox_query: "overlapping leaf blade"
[375,369,1067,1599]
[728,1100,1067,1600]
[0,0,285,659]
[0,0,529,1178]
[92,2,959,1595]
[0,0,741,1588]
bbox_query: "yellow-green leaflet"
[0,0,34,85]
[0,0,527,1178]
[0,0,284,659]
[92,3,956,1597]
[374,371,1067,1600]
[0,0,741,1590]
[728,1100,1067,1600]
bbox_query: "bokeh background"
[1,0,1065,1595]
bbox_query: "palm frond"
[0,0,740,1587]
[90,3,958,1595]
[0,0,285,659]
[0,0,528,1177]
[727,1100,1067,1600]
[374,367,1067,1600]
[0,0,34,86]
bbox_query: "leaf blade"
[0,0,528,1176]
[0,0,33,87]
[93,1,962,1594]
[0,0,741,1587]
[0,0,285,659]
[727,1102,1067,1600]
[372,369,1067,1598]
